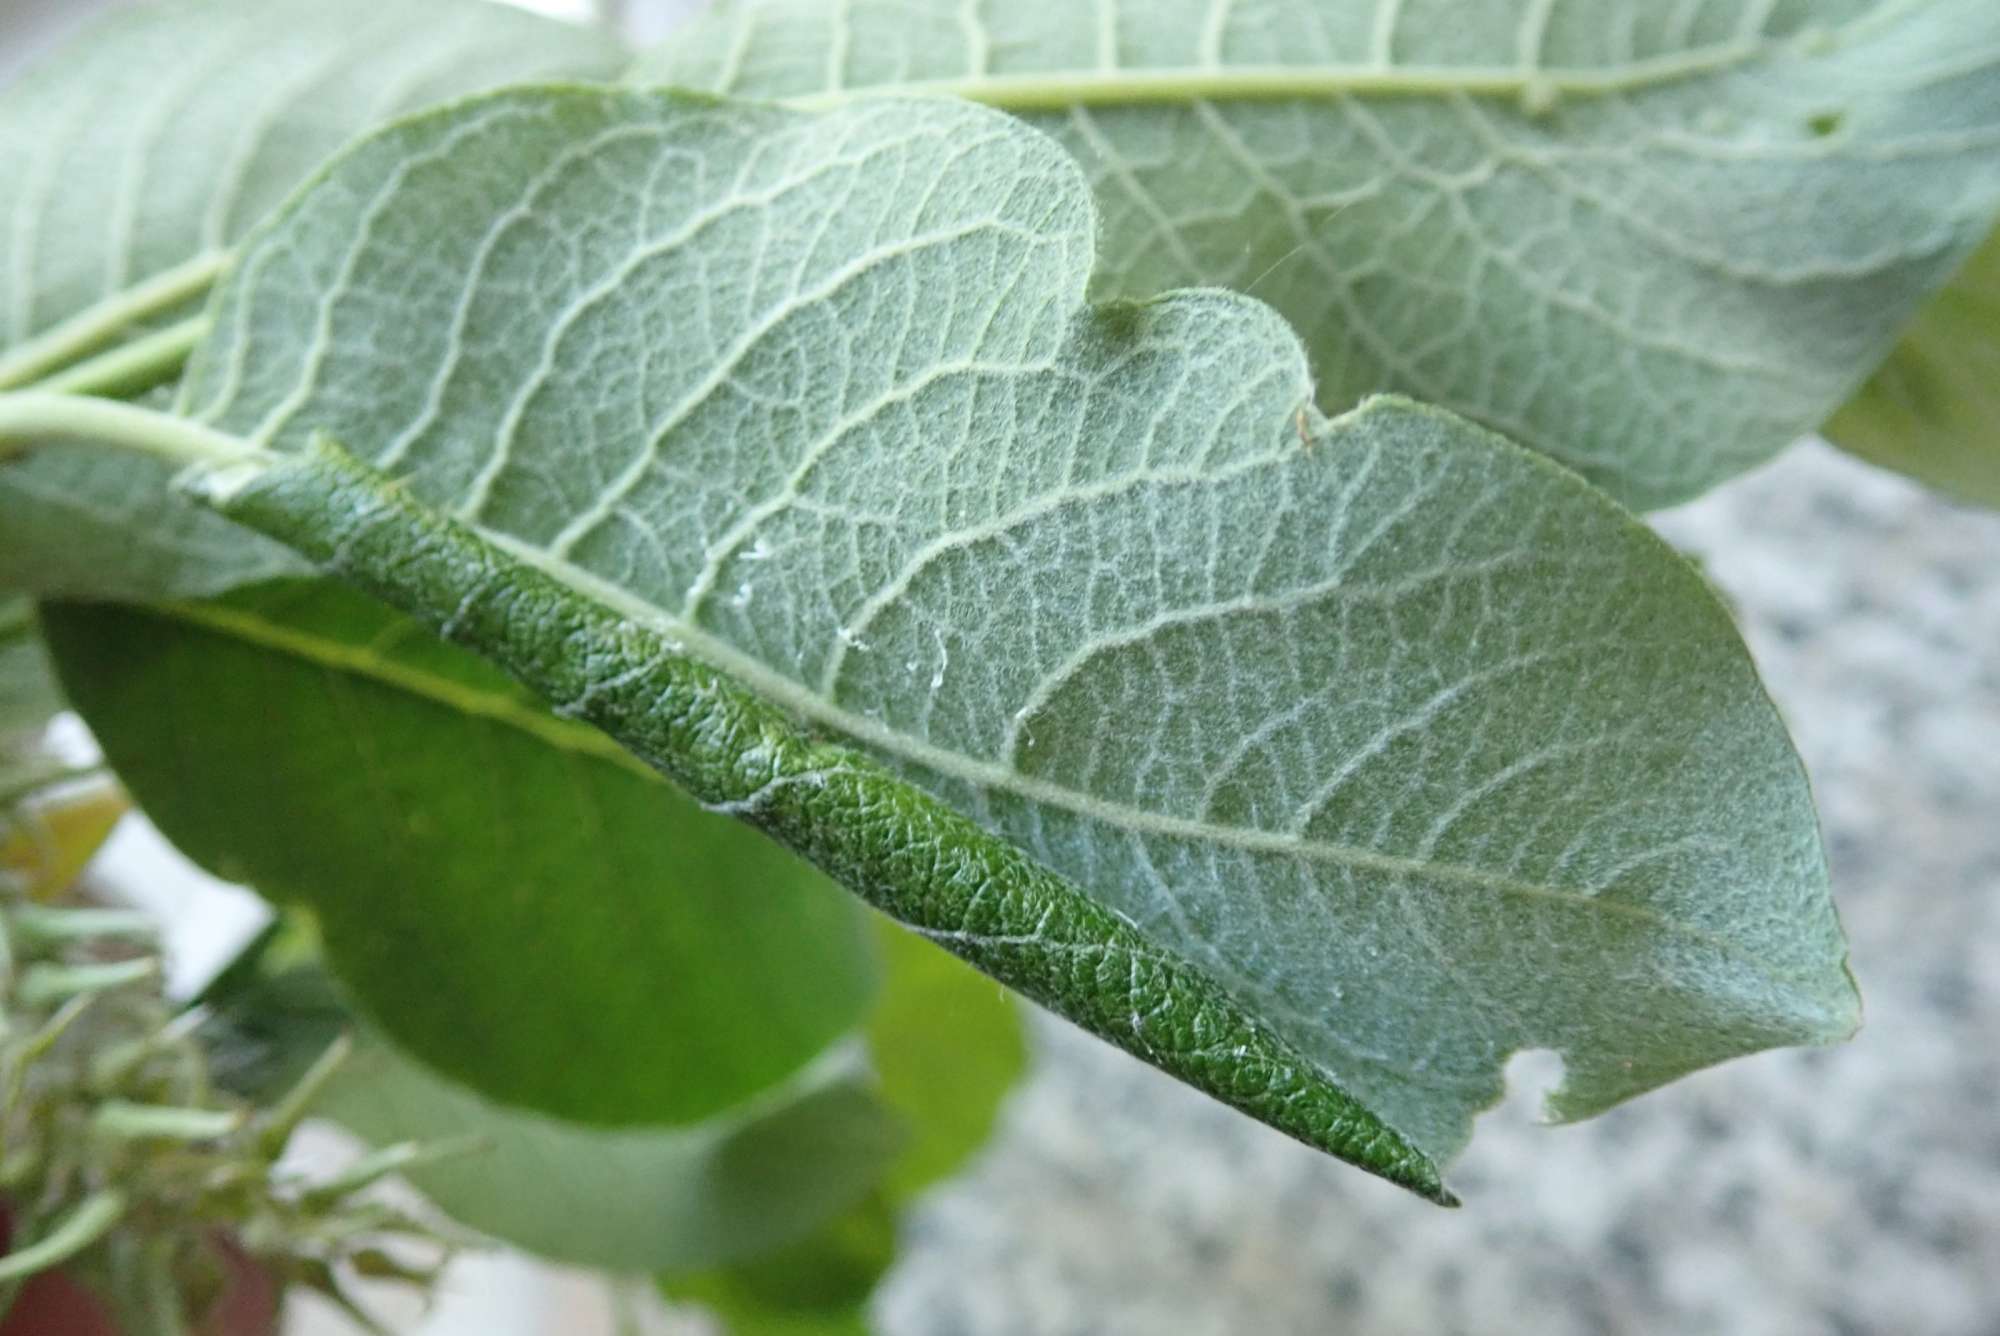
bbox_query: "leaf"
[172,86,1853,1188]
[4,1,872,1136]
[0,0,628,599]
[195,916,353,1102]
[0,774,127,903]
[0,596,62,738]
[0,779,126,901]
[663,923,1025,1332]
[38,582,881,1128]
[864,921,1023,1201]
[1827,227,2000,507]
[0,0,620,347]
[635,0,2000,509]
[662,1194,889,1336]
[314,1038,905,1273]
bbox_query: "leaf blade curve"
[178,86,1852,1179]
[638,0,2000,508]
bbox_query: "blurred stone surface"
[875,441,2000,1336]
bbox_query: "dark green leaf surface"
[639,0,2000,508]
[1828,228,2000,508]
[168,87,1855,1185]
[663,1193,889,1336]
[41,582,879,1128]
[314,1037,904,1272]
[0,0,628,599]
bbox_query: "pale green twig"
[0,393,250,469]
[256,1032,352,1158]
[91,1100,245,1143]
[0,1190,127,1283]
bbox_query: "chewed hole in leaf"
[1498,1049,1569,1127]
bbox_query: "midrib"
[786,41,1767,113]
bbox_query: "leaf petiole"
[794,46,1763,114]
[0,251,226,391]
[0,393,253,471]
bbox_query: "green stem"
[87,1008,207,1099]
[0,1190,127,1283]
[296,1136,489,1207]
[16,959,161,1008]
[0,252,226,390]
[0,393,252,470]
[36,317,208,400]
[7,906,157,950]
[2,995,96,1120]
[90,1101,243,1143]
[139,1236,191,1336]
[795,44,1762,114]
[256,1031,351,1157]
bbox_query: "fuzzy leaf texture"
[637,0,2000,508]
[0,0,628,598]
[1828,227,2000,507]
[162,87,1853,1188]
